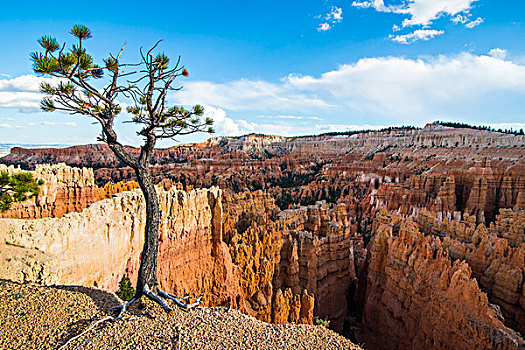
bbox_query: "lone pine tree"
[31,25,213,318]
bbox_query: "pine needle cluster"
[0,172,43,212]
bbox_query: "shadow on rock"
[51,285,141,317]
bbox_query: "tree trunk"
[134,164,160,297]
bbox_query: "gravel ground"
[0,280,362,350]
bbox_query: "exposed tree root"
[157,288,203,310]
[143,284,173,312]
[108,284,202,319]
[59,285,202,348]
[57,316,113,350]
[107,296,139,320]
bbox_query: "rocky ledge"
[0,280,360,350]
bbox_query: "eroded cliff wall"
[0,163,137,219]
[0,184,223,294]
[361,211,523,349]
[361,210,524,350]
[221,192,361,329]
[0,168,364,327]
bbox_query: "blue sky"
[1,0,524,146]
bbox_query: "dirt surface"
[0,280,361,350]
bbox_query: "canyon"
[1,123,524,349]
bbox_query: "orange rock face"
[361,210,524,350]
[0,163,137,219]
[414,209,525,335]
[2,125,525,346]
[0,171,361,328]
[221,191,359,328]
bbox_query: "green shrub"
[0,171,42,212]
[116,275,135,301]
[314,317,330,328]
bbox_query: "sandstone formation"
[273,202,361,331]
[361,210,524,350]
[0,171,361,328]
[0,163,137,219]
[415,209,525,335]
[1,123,525,348]
[0,184,250,311]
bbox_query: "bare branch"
[116,40,128,61]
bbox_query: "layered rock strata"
[0,174,363,327]
[221,191,360,328]
[3,125,524,172]
[0,163,137,219]
[361,210,524,350]
[415,209,525,335]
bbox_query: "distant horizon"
[1,120,524,151]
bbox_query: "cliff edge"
[0,280,361,350]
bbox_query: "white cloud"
[487,123,525,131]
[0,74,58,92]
[214,120,395,137]
[489,48,507,60]
[452,14,469,24]
[191,106,316,137]
[318,23,331,32]
[352,0,483,43]
[3,52,525,139]
[327,7,343,22]
[0,121,24,129]
[201,105,242,136]
[465,17,483,28]
[0,91,42,112]
[174,79,334,112]
[390,29,445,44]
[27,121,56,126]
[317,6,343,32]
[451,13,485,28]
[170,52,525,134]
[256,115,324,121]
[313,123,392,133]
[400,0,479,27]
[26,121,80,127]
[0,75,61,112]
[0,117,13,121]
[285,53,525,119]
[351,0,407,14]
[184,108,384,138]
[352,1,371,9]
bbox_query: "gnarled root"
[108,284,202,319]
[108,296,139,320]
[157,288,203,310]
[57,316,113,349]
